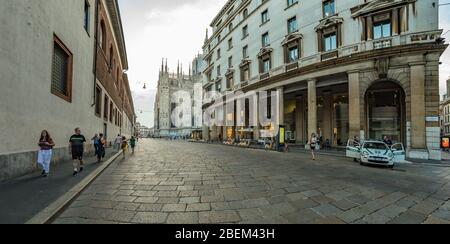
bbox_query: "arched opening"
[99,20,106,50]
[110,46,114,69]
[365,80,406,144]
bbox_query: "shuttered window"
[51,36,72,102]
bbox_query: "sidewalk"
[0,148,119,224]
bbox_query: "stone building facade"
[201,0,447,160]
[440,79,450,138]
[154,55,204,138]
[0,0,135,180]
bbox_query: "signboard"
[279,127,285,145]
[442,137,450,149]
[277,125,286,153]
[426,116,439,122]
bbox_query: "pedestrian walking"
[130,136,136,154]
[97,133,106,163]
[91,134,99,156]
[309,133,318,160]
[121,136,128,159]
[114,134,122,151]
[37,130,55,177]
[69,128,86,176]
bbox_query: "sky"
[118,0,450,128]
[118,0,228,128]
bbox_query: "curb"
[25,150,123,224]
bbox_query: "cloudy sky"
[118,0,228,128]
[118,0,450,128]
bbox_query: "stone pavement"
[0,148,117,224]
[53,139,450,224]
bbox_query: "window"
[261,10,269,24]
[216,81,222,92]
[110,102,114,123]
[99,20,106,50]
[262,58,270,73]
[243,9,249,19]
[242,25,248,38]
[95,87,102,116]
[323,0,335,17]
[228,38,233,49]
[84,1,90,33]
[217,65,221,76]
[324,32,337,51]
[241,66,250,82]
[287,17,297,34]
[228,56,233,68]
[262,32,269,47]
[104,96,109,120]
[229,22,233,31]
[217,34,221,42]
[226,75,234,90]
[287,0,298,7]
[243,45,248,58]
[109,46,114,70]
[288,46,299,62]
[207,72,212,82]
[373,20,391,39]
[116,68,120,85]
[217,48,221,60]
[51,35,73,102]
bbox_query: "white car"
[346,140,406,168]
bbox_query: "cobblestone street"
[54,139,450,224]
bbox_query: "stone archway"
[364,80,406,144]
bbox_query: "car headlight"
[388,153,394,158]
[362,151,369,158]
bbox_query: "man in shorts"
[69,128,86,176]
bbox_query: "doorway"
[365,80,406,144]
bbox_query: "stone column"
[277,87,284,126]
[348,71,361,139]
[202,125,209,141]
[322,91,332,142]
[253,93,260,141]
[308,79,317,139]
[392,9,399,35]
[410,62,426,149]
[366,17,373,41]
[296,95,304,144]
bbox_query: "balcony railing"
[321,50,338,61]
[373,38,392,49]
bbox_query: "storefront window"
[367,89,402,142]
[317,97,324,138]
[333,95,349,146]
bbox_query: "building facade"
[202,0,447,160]
[154,55,204,139]
[0,0,135,180]
[440,79,450,137]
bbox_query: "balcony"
[260,72,270,80]
[373,38,392,49]
[285,62,299,71]
[321,50,338,61]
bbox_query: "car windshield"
[364,142,388,150]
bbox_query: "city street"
[53,139,450,224]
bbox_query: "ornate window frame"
[282,32,302,70]
[257,47,273,79]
